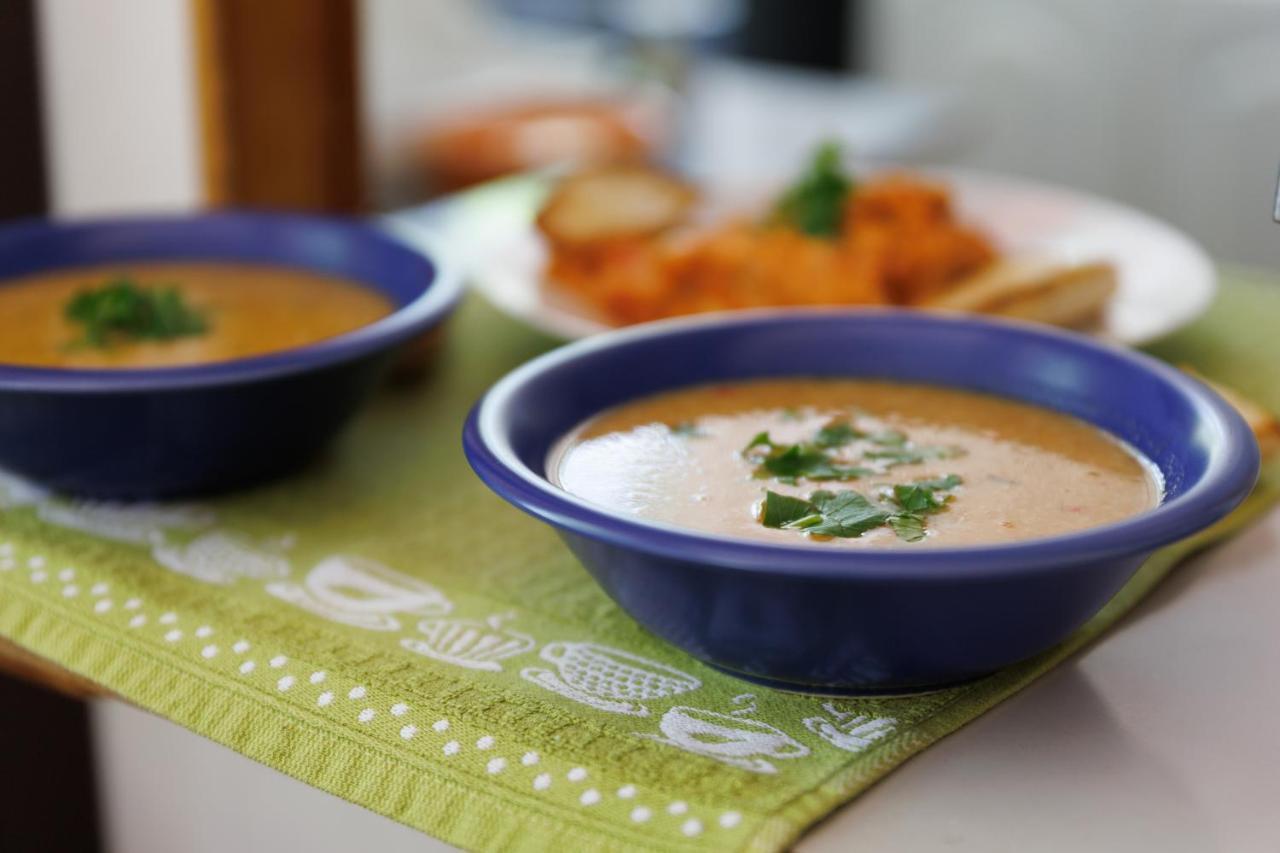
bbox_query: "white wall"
[36,0,202,216]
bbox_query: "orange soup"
[0,262,394,369]
[550,379,1161,548]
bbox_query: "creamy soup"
[550,379,1161,548]
[0,262,394,369]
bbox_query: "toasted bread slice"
[925,258,1117,329]
[536,166,696,247]
[1182,367,1280,460]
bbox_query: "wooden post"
[193,0,364,212]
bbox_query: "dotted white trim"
[4,546,750,840]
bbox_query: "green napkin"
[1,273,1276,853]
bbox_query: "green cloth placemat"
[1,272,1277,852]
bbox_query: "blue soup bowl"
[464,311,1260,694]
[0,212,460,498]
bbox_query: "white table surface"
[94,506,1280,853]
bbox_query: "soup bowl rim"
[0,211,462,392]
[465,307,1260,581]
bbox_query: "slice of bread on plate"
[536,166,697,248]
[924,258,1117,330]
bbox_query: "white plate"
[397,169,1215,346]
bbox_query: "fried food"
[536,147,1114,330]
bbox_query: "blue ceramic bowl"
[0,212,460,498]
[465,311,1260,694]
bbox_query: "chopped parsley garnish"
[743,419,962,485]
[760,475,963,543]
[770,141,853,238]
[887,514,927,542]
[65,278,208,347]
[883,475,964,542]
[761,489,890,538]
[814,420,864,448]
[863,445,962,466]
[743,432,871,484]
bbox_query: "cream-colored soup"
[0,262,394,369]
[550,379,1160,548]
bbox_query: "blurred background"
[4,1,1279,851]
[14,0,1280,264]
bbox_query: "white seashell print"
[802,703,896,753]
[265,555,451,632]
[0,469,48,508]
[152,532,290,586]
[638,699,810,774]
[39,500,215,544]
[401,613,535,672]
[520,642,700,716]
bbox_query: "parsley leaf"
[864,445,963,467]
[66,278,208,348]
[814,420,864,448]
[770,141,853,238]
[883,475,963,542]
[913,474,963,491]
[760,489,890,538]
[806,490,891,537]
[755,444,872,483]
[760,491,820,528]
[887,514,927,542]
[892,483,945,514]
[760,469,963,543]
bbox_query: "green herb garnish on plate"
[769,141,854,238]
[65,277,208,348]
